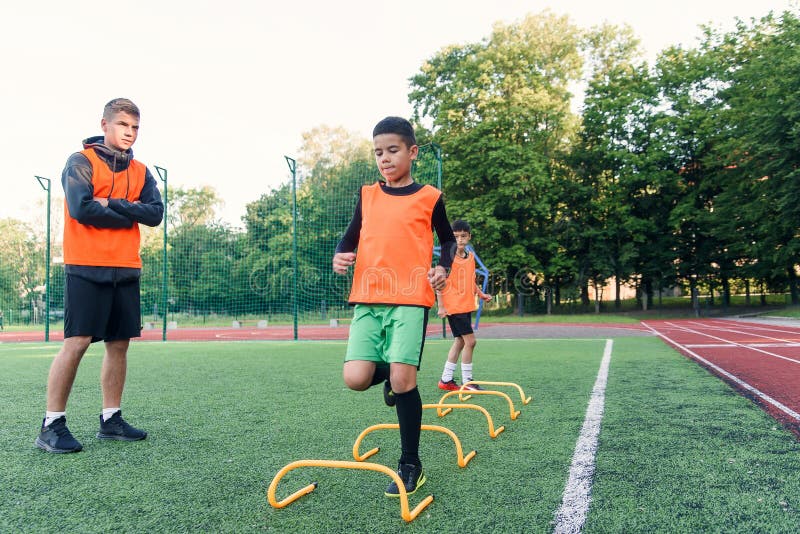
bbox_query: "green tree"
[655,39,731,311]
[714,10,800,304]
[148,185,244,319]
[571,23,676,311]
[242,126,376,318]
[297,125,372,179]
[0,218,43,322]
[168,185,223,230]
[168,223,246,316]
[409,11,583,302]
[139,225,164,320]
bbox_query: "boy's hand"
[427,265,447,291]
[93,196,109,207]
[332,252,356,274]
[437,308,447,318]
[480,292,492,302]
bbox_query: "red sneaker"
[438,379,460,391]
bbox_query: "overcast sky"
[2,0,796,228]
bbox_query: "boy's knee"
[389,377,416,395]
[342,361,377,391]
[342,366,373,391]
[61,336,92,359]
[343,374,371,391]
[389,364,417,394]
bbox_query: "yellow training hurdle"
[267,459,434,523]
[461,381,532,405]
[268,380,531,523]
[352,423,476,467]
[438,389,522,420]
[422,403,505,438]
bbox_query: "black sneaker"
[97,411,147,441]
[463,381,484,391]
[383,380,397,407]
[35,416,83,453]
[385,462,426,497]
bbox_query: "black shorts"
[446,312,473,338]
[63,273,141,343]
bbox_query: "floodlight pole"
[155,166,169,341]
[35,176,52,342]
[285,156,298,341]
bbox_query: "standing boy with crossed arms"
[437,220,492,391]
[333,116,456,496]
[35,98,163,453]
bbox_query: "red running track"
[0,325,351,343]
[0,321,647,344]
[642,318,800,437]
[0,321,455,343]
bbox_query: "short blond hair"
[103,98,140,120]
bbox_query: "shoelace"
[52,423,72,437]
[118,420,133,431]
[106,416,135,433]
[107,416,125,427]
[399,466,417,486]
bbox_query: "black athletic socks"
[394,386,422,466]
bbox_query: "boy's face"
[373,133,418,187]
[101,111,139,152]
[454,230,471,252]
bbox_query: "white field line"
[685,343,800,349]
[662,322,800,365]
[686,320,800,344]
[470,338,610,342]
[699,318,800,337]
[642,322,800,422]
[741,343,800,348]
[0,344,55,352]
[552,339,613,534]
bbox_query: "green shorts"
[345,305,429,367]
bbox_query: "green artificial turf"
[0,336,797,533]
[585,337,800,533]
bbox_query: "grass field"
[1,337,798,533]
[766,306,800,319]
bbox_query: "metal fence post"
[155,166,168,341]
[285,156,298,341]
[35,176,51,342]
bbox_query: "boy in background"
[333,116,455,497]
[437,220,492,391]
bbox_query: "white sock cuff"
[44,411,66,426]
[102,407,121,421]
[442,361,458,382]
[461,363,473,382]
